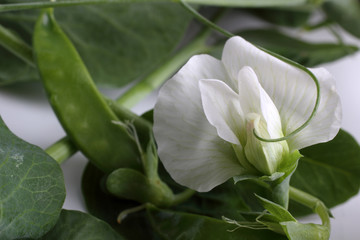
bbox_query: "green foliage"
[0,116,65,239]
[290,129,360,215]
[147,205,287,240]
[239,29,358,67]
[0,2,192,87]
[248,8,311,27]
[39,210,125,240]
[323,0,360,38]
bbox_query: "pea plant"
[0,1,360,239]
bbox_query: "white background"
[0,14,360,240]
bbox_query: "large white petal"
[286,68,342,150]
[199,79,244,144]
[237,66,283,139]
[153,54,245,192]
[222,37,323,144]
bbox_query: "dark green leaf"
[147,205,287,240]
[39,209,124,240]
[290,129,360,216]
[323,0,360,38]
[0,116,65,239]
[0,46,36,86]
[239,29,358,67]
[81,163,158,240]
[248,8,311,27]
[0,3,192,87]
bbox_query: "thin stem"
[289,186,331,229]
[181,2,321,144]
[117,204,146,223]
[180,1,233,38]
[171,189,196,206]
[116,29,211,108]
[45,137,77,164]
[0,24,34,66]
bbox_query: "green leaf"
[280,221,329,240]
[323,0,360,39]
[0,46,36,86]
[81,163,157,240]
[147,205,287,240]
[290,129,360,216]
[0,116,65,240]
[39,210,125,240]
[239,29,358,67]
[0,2,192,87]
[0,0,322,11]
[255,195,296,222]
[247,8,311,27]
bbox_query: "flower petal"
[199,79,244,144]
[222,36,341,149]
[237,66,283,139]
[154,55,245,192]
[286,68,342,150]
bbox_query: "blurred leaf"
[290,129,360,216]
[0,2,192,87]
[280,221,329,240]
[0,116,65,239]
[147,205,287,240]
[0,46,36,85]
[323,0,360,38]
[39,210,125,240]
[248,8,311,27]
[239,29,358,67]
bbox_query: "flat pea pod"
[33,9,140,172]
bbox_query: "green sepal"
[255,195,296,222]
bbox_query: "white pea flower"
[153,36,341,192]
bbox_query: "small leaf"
[239,29,358,67]
[39,210,124,240]
[290,129,360,215]
[323,0,360,38]
[255,195,296,222]
[280,221,329,240]
[0,116,65,239]
[147,205,287,240]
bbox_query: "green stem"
[116,30,211,108]
[289,186,331,229]
[171,189,196,206]
[0,24,34,66]
[45,137,77,164]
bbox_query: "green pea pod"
[33,9,140,172]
